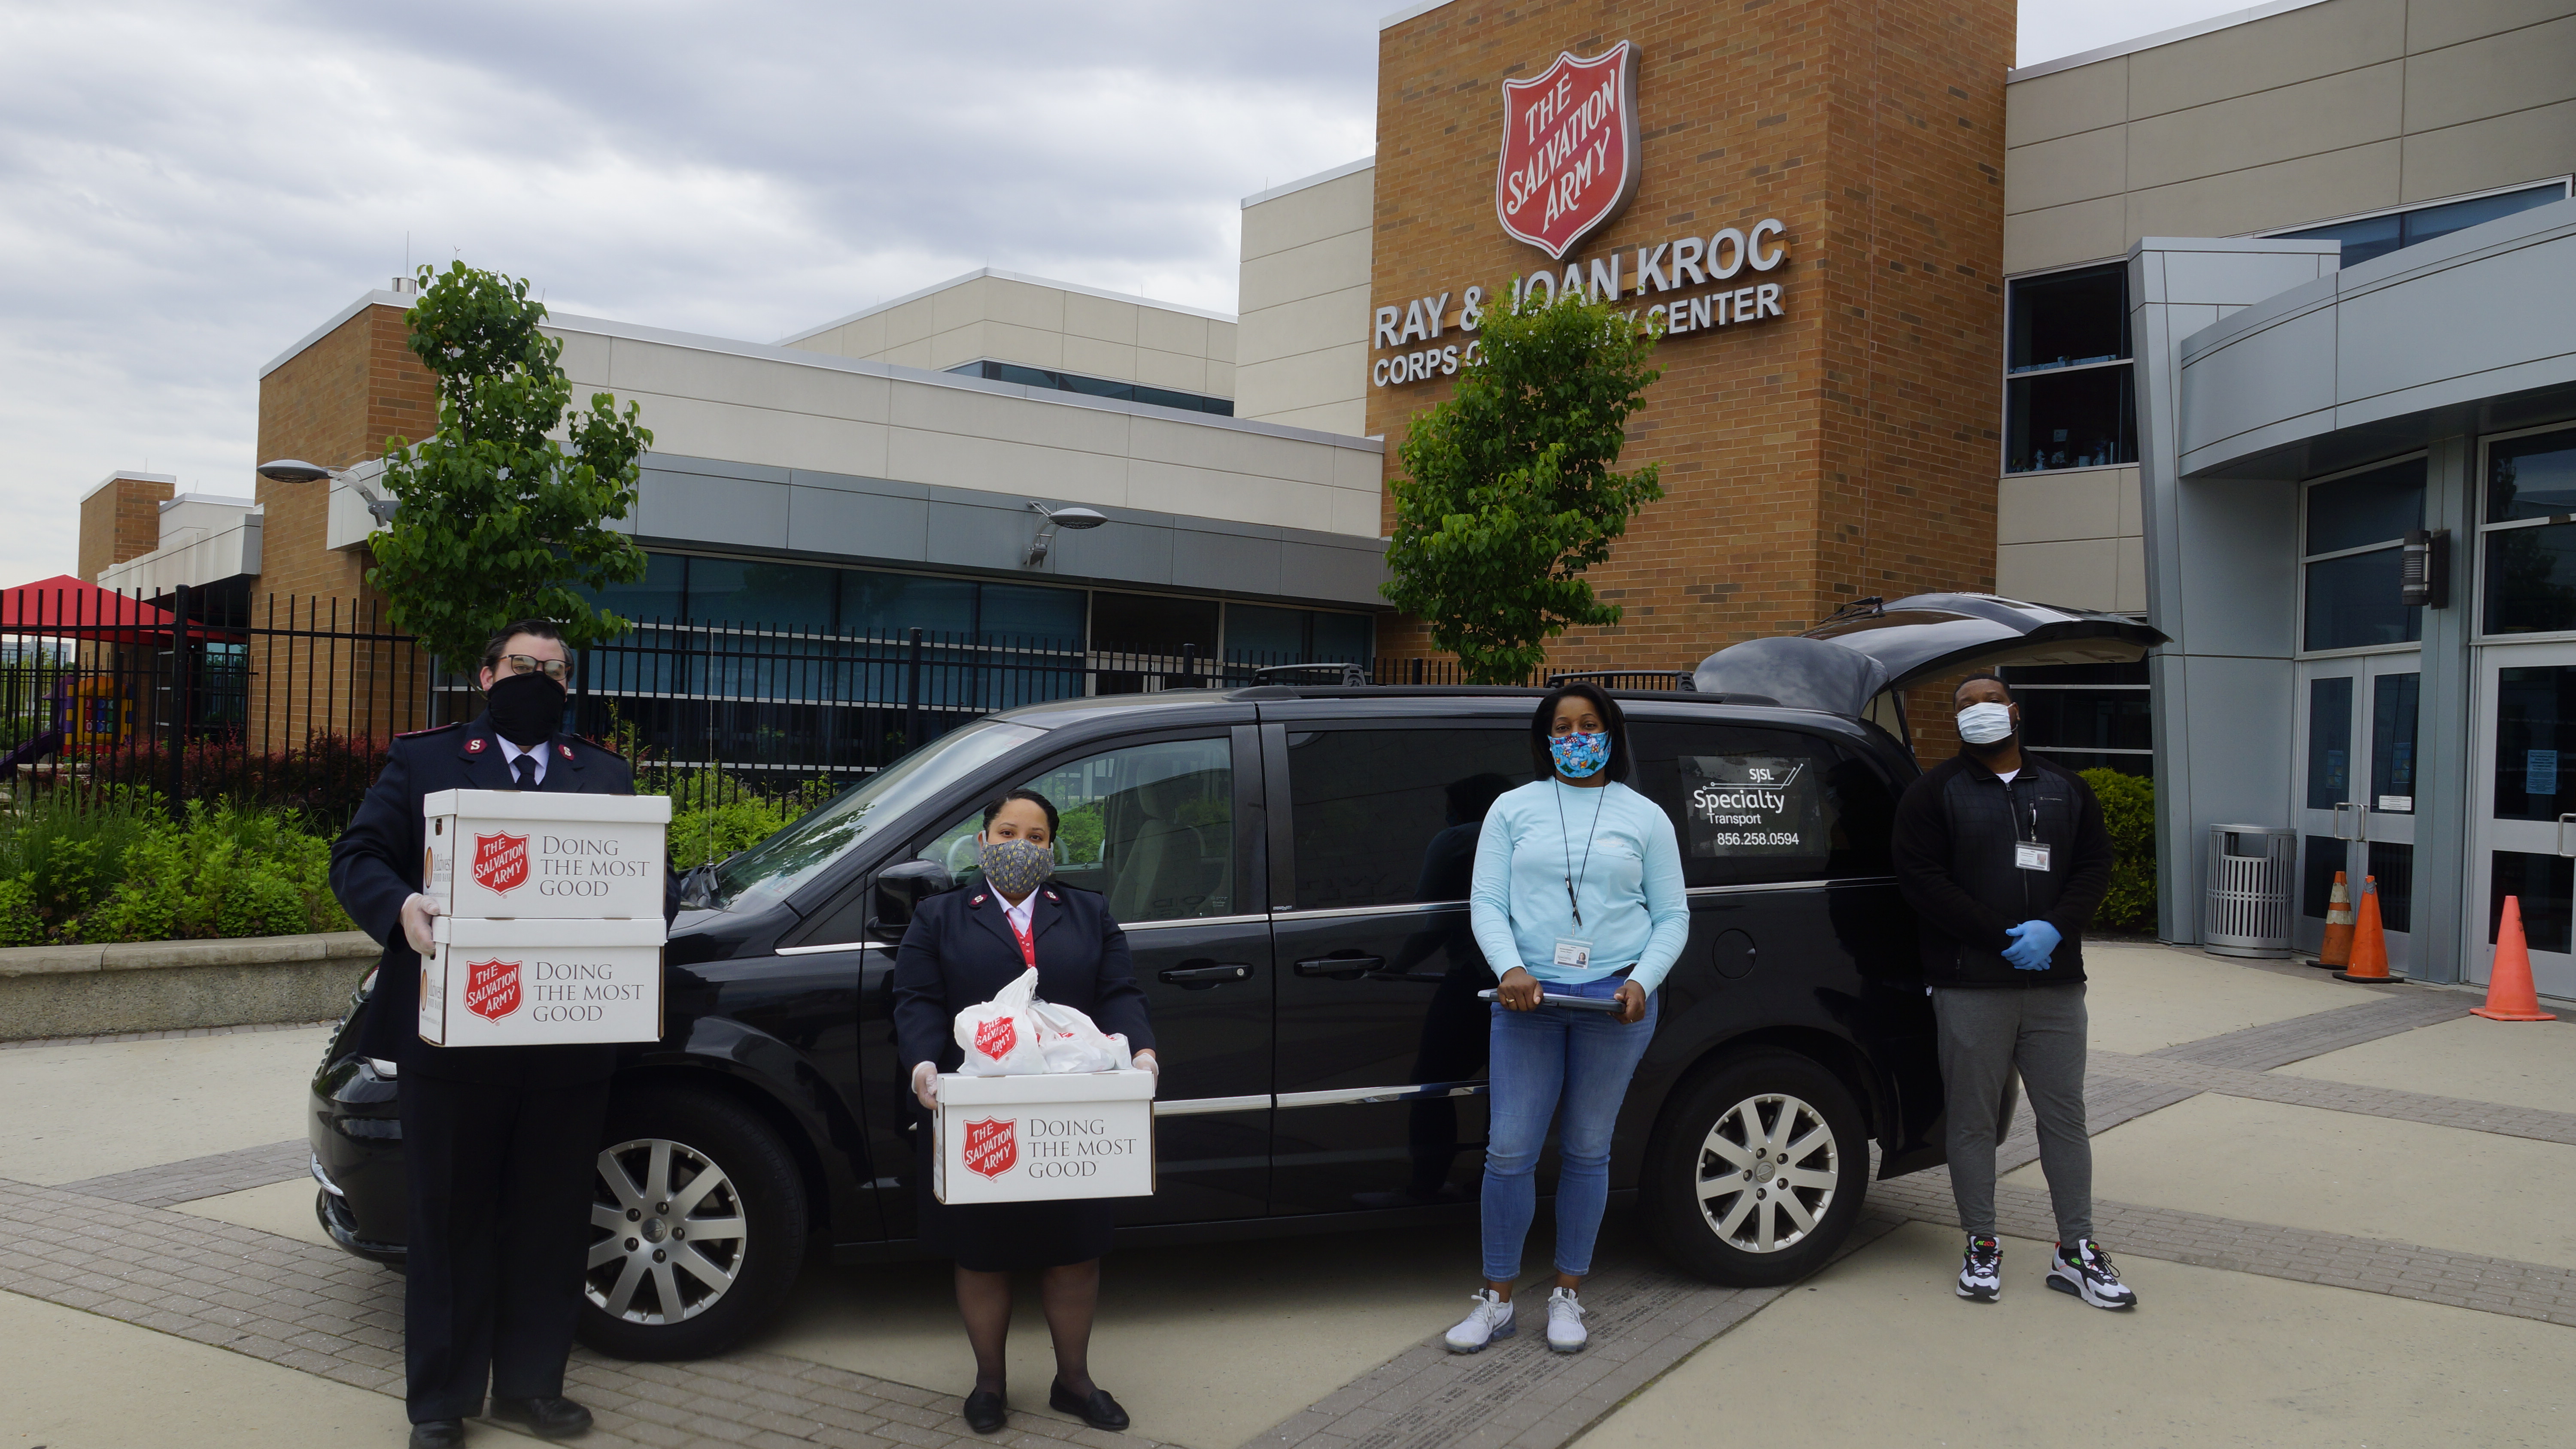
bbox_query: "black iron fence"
[3,586,1641,827]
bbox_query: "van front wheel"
[1644,1051,1869,1286]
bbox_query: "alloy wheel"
[1692,1091,1840,1253]
[587,1137,748,1324]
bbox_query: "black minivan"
[309,594,2156,1360]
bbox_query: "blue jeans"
[1481,974,1661,1283]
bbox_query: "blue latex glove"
[2002,920,2062,971]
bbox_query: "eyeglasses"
[495,654,572,684]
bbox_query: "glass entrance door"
[2471,646,2576,999]
[2293,655,2421,967]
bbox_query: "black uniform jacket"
[891,883,1155,1075]
[329,714,676,1085]
[1890,751,2115,989]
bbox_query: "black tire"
[576,1085,810,1361]
[1642,1050,1869,1287]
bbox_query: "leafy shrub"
[0,798,352,946]
[2081,768,2157,931]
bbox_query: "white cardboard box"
[420,915,668,1047]
[933,1069,1157,1204]
[423,789,669,919]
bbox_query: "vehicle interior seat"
[1107,772,1226,920]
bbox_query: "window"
[2002,661,2152,778]
[1286,728,1530,910]
[2482,427,2576,636]
[2301,458,2424,652]
[946,360,1234,417]
[1224,603,1376,667]
[2279,182,2569,269]
[2004,262,2135,474]
[1627,723,1898,885]
[914,736,1238,922]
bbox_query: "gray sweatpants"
[1932,984,2092,1243]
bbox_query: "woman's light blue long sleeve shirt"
[1469,778,1691,993]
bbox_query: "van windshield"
[710,720,1045,915]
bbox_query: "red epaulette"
[394,722,463,740]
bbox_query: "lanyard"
[1004,903,1037,968]
[1554,781,1610,929]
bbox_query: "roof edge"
[258,290,412,381]
[1380,0,1456,29]
[2010,0,2333,83]
[1242,155,1376,209]
[776,267,1236,348]
[80,470,178,504]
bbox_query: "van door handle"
[1159,963,1253,989]
[1294,953,1385,980]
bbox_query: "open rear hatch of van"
[1692,593,2167,737]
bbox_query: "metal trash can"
[2203,825,2295,958]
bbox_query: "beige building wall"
[779,270,1236,402]
[1999,0,2576,611]
[1234,158,1374,436]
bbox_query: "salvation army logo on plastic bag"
[961,1117,1018,1179]
[464,958,523,1021]
[973,1014,1017,1062]
[472,832,529,894]
[1495,41,1642,260]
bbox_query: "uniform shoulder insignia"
[465,737,487,754]
[394,721,463,740]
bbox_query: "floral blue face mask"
[978,836,1055,897]
[1549,730,1611,779]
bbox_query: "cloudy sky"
[0,0,2251,586]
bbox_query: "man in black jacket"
[333,620,668,1447]
[1891,673,2138,1311]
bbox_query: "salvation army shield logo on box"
[472,831,529,895]
[463,958,523,1021]
[961,1117,1019,1179]
[1495,41,1643,261]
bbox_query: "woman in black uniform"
[894,788,1157,1436]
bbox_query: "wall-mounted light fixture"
[257,458,398,525]
[1025,500,1107,567]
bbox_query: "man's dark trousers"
[399,1071,611,1421]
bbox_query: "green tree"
[2080,767,2158,931]
[370,262,652,671]
[1379,286,1664,683]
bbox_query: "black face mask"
[485,670,567,748]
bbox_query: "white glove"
[1132,1049,1159,1079]
[400,893,443,956]
[911,1061,941,1109]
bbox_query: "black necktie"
[515,755,540,791]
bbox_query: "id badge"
[2015,841,2052,873]
[1552,938,1593,969]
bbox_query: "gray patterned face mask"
[978,836,1054,897]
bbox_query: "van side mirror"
[872,858,954,933]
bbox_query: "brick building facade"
[1363,0,2012,672]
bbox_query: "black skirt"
[914,1113,1117,1271]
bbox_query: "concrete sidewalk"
[3,943,2570,1449]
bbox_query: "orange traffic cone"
[2312,870,2354,969]
[2473,895,2558,1021]
[2333,875,2406,983]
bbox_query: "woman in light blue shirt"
[1444,683,1689,1357]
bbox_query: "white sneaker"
[1544,1287,1587,1354]
[1443,1289,1515,1353]
[2047,1239,2140,1310]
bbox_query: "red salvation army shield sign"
[472,831,529,895]
[464,958,523,1021]
[1495,41,1643,261]
[962,1117,1019,1179]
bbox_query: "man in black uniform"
[333,619,667,1448]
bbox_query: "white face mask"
[1956,701,2015,746]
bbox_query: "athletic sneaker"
[1443,1289,1516,1353]
[1544,1287,1588,1353]
[2047,1239,2139,1310]
[1956,1235,2002,1302]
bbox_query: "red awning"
[0,576,227,642]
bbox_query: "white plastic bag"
[954,967,1048,1076]
[1029,996,1133,1073]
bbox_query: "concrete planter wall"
[0,931,379,1041]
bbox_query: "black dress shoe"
[409,1422,465,1449]
[962,1386,1009,1435]
[1050,1380,1130,1431]
[488,1396,593,1439]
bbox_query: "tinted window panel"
[1312,611,1376,664]
[1092,592,1218,655]
[842,571,976,637]
[1287,729,1529,910]
[2007,264,2128,371]
[1628,723,1896,885]
[582,551,686,624]
[2488,428,2576,522]
[2305,548,2419,650]
[1226,603,1305,658]
[2370,673,2419,812]
[2483,523,2576,635]
[2306,460,2424,555]
[2283,213,2400,269]
[2403,185,2565,249]
[2305,676,2352,810]
[978,582,1085,645]
[915,736,1237,922]
[2491,665,2576,822]
[687,558,837,631]
[2004,367,2135,473]
[2491,850,2575,954]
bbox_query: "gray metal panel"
[1048,512,1175,586]
[635,470,790,550]
[2177,303,2339,466]
[2172,651,2297,944]
[2334,228,2576,425]
[785,485,929,562]
[1277,538,1392,607]
[1172,528,1283,597]
[643,452,792,486]
[925,497,1036,574]
[788,467,929,499]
